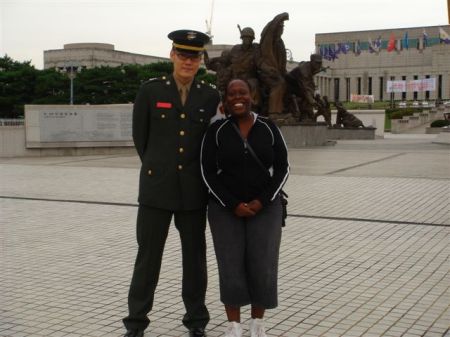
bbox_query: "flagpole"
[448,0,450,23]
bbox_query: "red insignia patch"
[156,102,172,109]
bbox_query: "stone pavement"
[1,134,449,337]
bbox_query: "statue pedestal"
[279,124,332,148]
[327,127,376,140]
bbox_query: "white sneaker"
[250,318,267,337]
[224,321,242,337]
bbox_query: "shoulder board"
[196,79,216,89]
[142,76,167,85]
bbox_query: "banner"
[407,78,436,92]
[350,94,374,103]
[387,78,436,93]
[387,80,406,93]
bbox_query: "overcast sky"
[1,0,448,69]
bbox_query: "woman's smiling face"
[225,79,252,117]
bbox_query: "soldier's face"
[170,49,202,82]
[241,36,253,48]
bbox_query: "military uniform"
[133,75,219,210]
[123,29,220,337]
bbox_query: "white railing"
[0,119,25,126]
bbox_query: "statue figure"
[334,101,365,128]
[204,50,231,96]
[207,13,330,124]
[285,54,323,122]
[223,26,261,107]
[258,12,289,114]
[314,94,332,127]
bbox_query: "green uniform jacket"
[133,74,220,211]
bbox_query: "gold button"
[179,147,184,153]
[148,169,152,175]
[180,113,186,119]
[178,165,183,170]
[179,130,185,136]
[161,114,166,118]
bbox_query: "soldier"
[204,49,231,97]
[313,94,332,127]
[226,27,261,109]
[286,54,323,122]
[122,29,220,337]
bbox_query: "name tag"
[156,102,172,109]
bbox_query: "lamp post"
[61,63,80,105]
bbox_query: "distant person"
[122,29,220,337]
[201,79,289,337]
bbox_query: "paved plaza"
[1,134,449,337]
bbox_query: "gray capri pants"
[207,197,282,309]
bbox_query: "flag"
[368,37,375,53]
[439,27,450,44]
[403,32,409,49]
[340,42,351,54]
[368,37,380,53]
[374,36,382,51]
[387,32,396,52]
[422,29,429,47]
[329,44,338,61]
[321,45,330,61]
[334,43,341,55]
[354,40,361,55]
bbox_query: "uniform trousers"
[123,205,209,330]
[207,197,282,309]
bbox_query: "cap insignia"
[186,32,197,40]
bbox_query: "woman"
[201,79,289,337]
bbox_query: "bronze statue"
[258,12,289,115]
[204,50,231,96]
[334,102,365,128]
[207,13,330,124]
[314,94,332,127]
[285,54,323,122]
[215,26,261,107]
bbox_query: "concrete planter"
[426,127,445,134]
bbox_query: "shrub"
[430,119,450,127]
[386,108,422,120]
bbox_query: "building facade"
[44,43,170,70]
[315,25,450,102]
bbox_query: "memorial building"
[315,25,450,102]
[44,43,170,70]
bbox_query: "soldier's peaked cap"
[168,29,210,55]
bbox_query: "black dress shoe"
[189,327,206,337]
[124,329,144,337]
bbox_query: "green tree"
[0,56,217,118]
[32,69,68,104]
[0,55,38,118]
